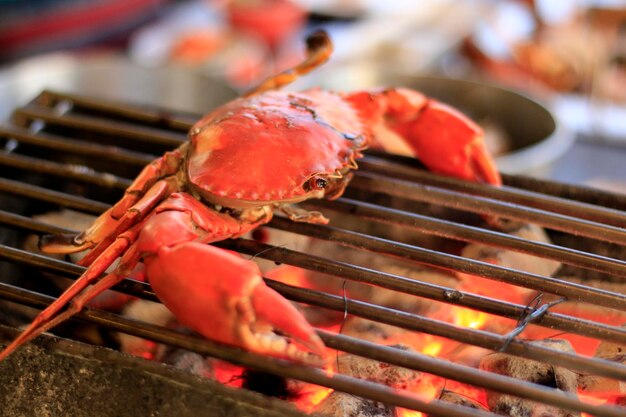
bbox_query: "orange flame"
[397,409,423,417]
[421,341,443,357]
[452,306,489,330]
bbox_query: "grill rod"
[351,172,626,246]
[2,145,624,279]
[0,279,624,417]
[360,154,626,227]
[0,125,154,167]
[3,211,626,346]
[12,93,626,227]
[2,241,626,384]
[306,197,626,278]
[271,217,626,311]
[2,175,625,314]
[0,150,626,302]
[0,283,497,417]
[1,89,624,414]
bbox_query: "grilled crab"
[0,31,500,364]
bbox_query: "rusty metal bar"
[0,211,72,235]
[2,208,625,349]
[2,168,625,313]
[2,90,625,416]
[12,107,186,147]
[321,332,626,417]
[2,241,626,385]
[269,217,626,311]
[222,239,626,346]
[268,280,626,381]
[3,201,626,350]
[0,282,500,417]
[0,125,154,166]
[360,154,626,227]
[0,152,131,190]
[37,90,196,132]
[0,177,109,214]
[305,197,626,278]
[350,172,626,245]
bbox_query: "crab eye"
[304,176,327,192]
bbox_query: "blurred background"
[1,0,625,190]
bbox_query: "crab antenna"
[244,30,333,97]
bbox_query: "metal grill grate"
[1,90,626,417]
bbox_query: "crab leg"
[0,228,141,361]
[345,88,502,186]
[1,176,178,360]
[244,30,333,96]
[41,177,177,268]
[75,178,177,267]
[39,146,185,257]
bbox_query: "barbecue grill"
[1,90,625,417]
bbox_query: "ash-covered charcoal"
[315,390,396,417]
[578,325,626,400]
[550,231,626,282]
[116,299,175,358]
[480,339,579,417]
[594,325,626,358]
[367,265,459,316]
[490,401,579,417]
[159,348,215,378]
[336,344,421,390]
[433,389,488,412]
[578,354,626,398]
[119,300,220,379]
[457,224,562,305]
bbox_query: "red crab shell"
[186,89,367,207]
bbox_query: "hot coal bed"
[1,91,626,417]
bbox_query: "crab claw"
[145,242,326,365]
[346,88,502,186]
[406,100,502,186]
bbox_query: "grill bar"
[360,155,626,226]
[306,197,626,278]
[0,125,154,166]
[222,239,626,345]
[0,152,131,190]
[351,172,626,245]
[36,90,197,132]
[268,280,626,381]
[0,280,624,417]
[12,107,186,147]
[321,332,625,417]
[3,241,626,385]
[0,177,108,214]
[0,210,72,236]
[270,217,626,311]
[3,169,624,313]
[0,283,502,417]
[3,212,626,348]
